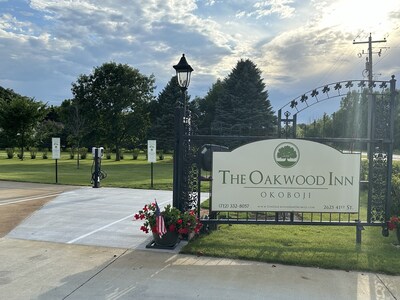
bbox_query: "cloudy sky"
[1,0,399,123]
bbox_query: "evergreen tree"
[196,79,224,135]
[0,86,19,103]
[211,59,276,136]
[148,76,184,152]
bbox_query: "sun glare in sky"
[319,0,397,35]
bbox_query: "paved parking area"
[7,187,200,251]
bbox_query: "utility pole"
[353,33,386,81]
[353,33,387,156]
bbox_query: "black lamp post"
[172,54,193,211]
[173,54,193,108]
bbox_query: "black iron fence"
[173,76,397,244]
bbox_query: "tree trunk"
[20,132,25,160]
[115,144,120,161]
[76,142,80,169]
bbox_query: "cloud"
[236,0,296,20]
[0,0,399,122]
[253,0,296,19]
[254,0,400,112]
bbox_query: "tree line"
[0,59,276,160]
[1,58,398,161]
[297,89,400,150]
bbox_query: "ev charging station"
[91,147,104,188]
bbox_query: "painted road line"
[67,213,137,244]
[66,199,171,244]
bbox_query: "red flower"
[391,216,399,223]
[134,202,202,237]
[388,215,399,231]
[194,223,203,233]
[178,228,189,234]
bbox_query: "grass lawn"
[1,149,399,275]
[193,193,400,275]
[0,150,174,190]
[182,225,400,275]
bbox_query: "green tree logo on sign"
[274,142,300,168]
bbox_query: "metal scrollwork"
[370,151,387,222]
[369,92,392,223]
[180,109,199,211]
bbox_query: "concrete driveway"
[7,187,176,249]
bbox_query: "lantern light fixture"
[173,54,194,90]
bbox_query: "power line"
[352,33,387,158]
[353,33,387,81]
[314,30,365,87]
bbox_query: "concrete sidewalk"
[1,186,400,299]
[1,238,399,300]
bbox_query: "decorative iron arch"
[277,79,392,139]
[279,79,390,116]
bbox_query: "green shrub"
[391,170,400,216]
[5,148,14,159]
[119,148,125,159]
[30,147,37,159]
[105,148,111,159]
[68,147,75,159]
[132,148,139,160]
[360,159,368,181]
[42,148,48,159]
[158,150,164,160]
[79,147,87,159]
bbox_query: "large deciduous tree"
[71,62,155,160]
[211,59,276,135]
[0,92,46,159]
[60,98,87,168]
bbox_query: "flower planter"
[135,202,202,250]
[152,231,179,247]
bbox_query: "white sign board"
[52,137,61,160]
[212,139,360,213]
[148,140,157,163]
